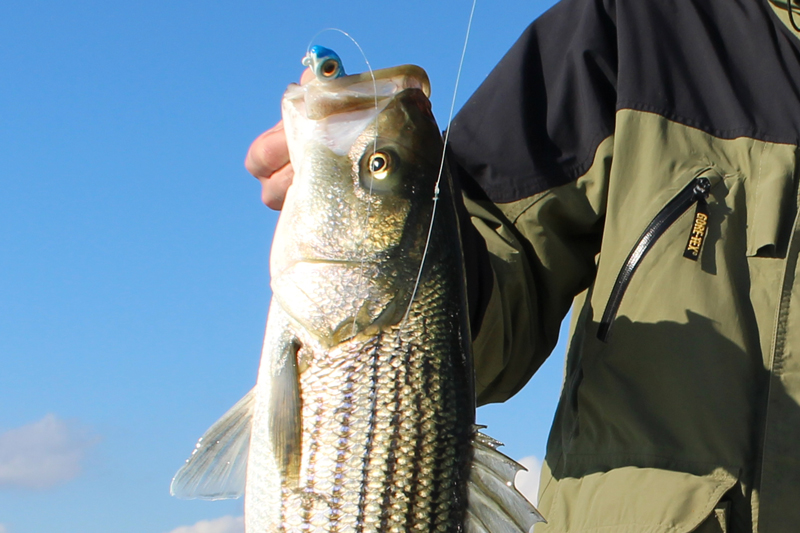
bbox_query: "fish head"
[273,64,443,346]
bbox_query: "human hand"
[245,69,314,210]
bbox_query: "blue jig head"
[303,45,346,81]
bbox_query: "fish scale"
[170,53,544,533]
[279,270,471,532]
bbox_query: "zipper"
[597,176,713,342]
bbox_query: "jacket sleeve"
[447,0,617,405]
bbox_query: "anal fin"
[467,427,546,532]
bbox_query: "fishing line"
[401,0,479,323]
[305,32,390,511]
[305,29,381,337]
[305,28,380,158]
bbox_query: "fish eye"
[321,59,339,77]
[368,152,391,180]
[358,148,401,194]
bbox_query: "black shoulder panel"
[449,0,618,203]
[617,0,800,144]
[449,0,800,203]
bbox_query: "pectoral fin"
[267,338,302,484]
[170,388,256,500]
[467,428,546,532]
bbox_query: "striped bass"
[171,47,544,533]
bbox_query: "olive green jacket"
[448,0,800,531]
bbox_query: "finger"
[245,121,289,179]
[245,68,313,211]
[300,67,314,85]
[258,163,294,210]
[246,69,313,178]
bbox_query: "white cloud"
[0,523,8,533]
[166,516,244,533]
[0,414,96,490]
[515,455,543,505]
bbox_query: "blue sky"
[0,1,565,531]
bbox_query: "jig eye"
[321,59,339,78]
[368,152,391,180]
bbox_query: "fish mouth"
[284,64,431,120]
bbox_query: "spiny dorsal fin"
[467,428,546,532]
[170,388,256,500]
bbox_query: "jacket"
[447,0,800,531]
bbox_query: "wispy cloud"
[0,523,8,533]
[515,455,543,505]
[0,414,96,490]
[166,516,244,533]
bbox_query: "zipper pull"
[683,177,712,261]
